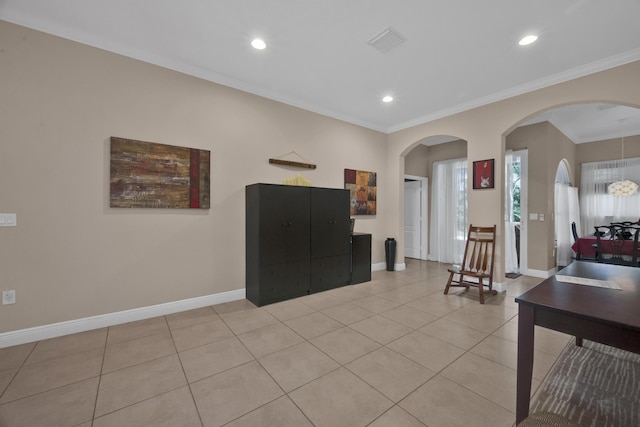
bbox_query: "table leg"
[516,304,535,425]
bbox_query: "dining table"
[571,234,638,259]
[514,261,640,424]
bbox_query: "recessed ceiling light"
[251,38,266,50]
[382,95,394,103]
[519,35,538,46]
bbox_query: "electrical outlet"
[2,290,16,305]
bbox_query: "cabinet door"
[259,185,310,265]
[311,188,350,258]
[351,233,372,284]
[310,255,351,293]
[258,260,310,305]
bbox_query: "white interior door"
[404,176,428,259]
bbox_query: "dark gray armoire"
[245,183,351,306]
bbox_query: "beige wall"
[387,60,640,279]
[3,18,640,335]
[575,135,640,188]
[405,139,468,178]
[0,21,388,333]
[405,123,638,273]
[506,122,576,270]
[404,140,467,257]
[404,144,430,177]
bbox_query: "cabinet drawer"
[310,255,351,293]
[259,261,310,304]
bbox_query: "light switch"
[529,213,538,221]
[0,213,17,227]
[539,214,545,221]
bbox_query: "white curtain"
[504,152,519,273]
[555,184,580,266]
[569,188,581,240]
[429,158,468,264]
[580,157,640,236]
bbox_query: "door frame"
[404,174,429,260]
[517,150,529,274]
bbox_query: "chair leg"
[575,337,583,347]
[478,278,485,304]
[444,273,454,295]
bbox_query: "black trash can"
[385,237,396,271]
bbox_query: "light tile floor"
[0,259,571,427]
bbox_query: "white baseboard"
[372,262,386,271]
[372,262,406,272]
[0,289,245,349]
[493,282,507,293]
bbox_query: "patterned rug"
[530,340,640,427]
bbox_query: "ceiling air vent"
[368,27,406,53]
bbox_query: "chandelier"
[607,136,638,196]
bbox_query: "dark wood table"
[515,261,640,424]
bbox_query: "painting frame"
[110,137,211,209]
[344,168,377,215]
[472,158,495,190]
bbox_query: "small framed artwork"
[472,159,494,189]
[344,168,377,215]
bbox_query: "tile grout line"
[166,313,206,427]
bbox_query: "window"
[580,157,640,235]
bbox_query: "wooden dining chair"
[444,224,497,304]
[610,221,636,227]
[594,224,640,266]
[571,222,582,260]
[626,225,640,267]
[629,227,640,267]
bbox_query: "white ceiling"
[2,0,640,141]
[521,103,640,143]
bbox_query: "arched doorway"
[403,136,468,264]
[554,160,579,267]
[389,70,640,281]
[506,102,640,274]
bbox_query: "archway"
[388,63,640,283]
[504,102,640,274]
[554,159,579,267]
[403,136,468,265]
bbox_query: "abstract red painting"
[110,137,210,208]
